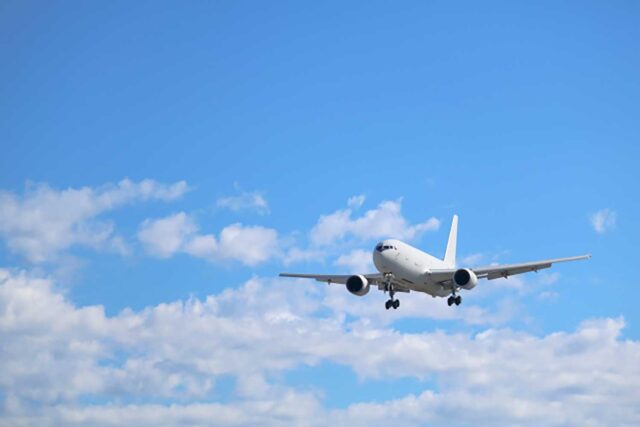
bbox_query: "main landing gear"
[384,274,400,310]
[447,294,462,306]
[385,299,400,310]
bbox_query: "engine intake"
[453,268,478,290]
[346,275,370,296]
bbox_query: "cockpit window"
[376,244,396,252]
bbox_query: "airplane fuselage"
[373,239,451,297]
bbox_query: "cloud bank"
[1,269,638,426]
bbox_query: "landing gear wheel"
[393,300,400,309]
[455,295,462,306]
[385,300,392,310]
[447,296,454,306]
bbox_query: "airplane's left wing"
[470,254,591,280]
[429,254,591,285]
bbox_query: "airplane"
[280,215,590,310]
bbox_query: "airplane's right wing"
[279,272,411,293]
[279,273,383,284]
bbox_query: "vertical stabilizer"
[444,215,458,267]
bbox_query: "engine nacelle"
[346,275,370,296]
[453,268,478,290]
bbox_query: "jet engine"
[346,275,370,296]
[453,268,478,290]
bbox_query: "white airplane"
[281,215,590,309]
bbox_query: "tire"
[393,300,400,309]
[447,297,453,306]
[385,300,391,310]
[455,296,462,306]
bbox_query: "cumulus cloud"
[590,208,617,234]
[138,212,197,258]
[138,213,278,266]
[217,190,270,215]
[282,247,325,266]
[334,249,375,273]
[310,198,440,246]
[0,179,189,263]
[459,253,485,266]
[1,269,639,426]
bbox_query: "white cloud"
[334,249,375,273]
[138,213,278,266]
[459,253,484,266]
[216,190,270,215]
[310,198,440,246]
[0,179,189,263]
[138,212,197,258]
[347,194,366,209]
[590,208,616,234]
[214,223,278,265]
[1,269,639,426]
[282,247,325,266]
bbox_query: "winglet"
[444,215,458,268]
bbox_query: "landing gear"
[447,294,462,306]
[385,298,400,310]
[384,274,400,310]
[385,299,398,310]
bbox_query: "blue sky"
[1,1,639,425]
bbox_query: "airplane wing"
[279,273,382,284]
[279,273,411,292]
[428,254,591,285]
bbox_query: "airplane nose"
[373,246,386,271]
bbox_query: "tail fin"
[444,215,458,267]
